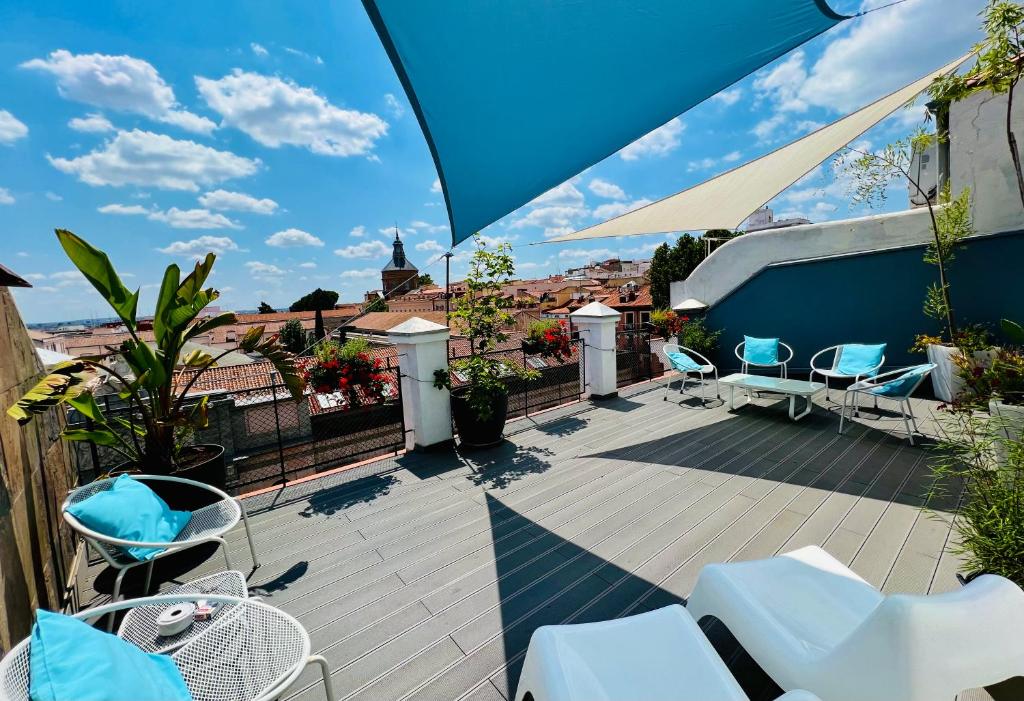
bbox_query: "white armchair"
[686,546,1024,701]
[662,343,719,405]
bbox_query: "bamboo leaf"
[56,229,139,327]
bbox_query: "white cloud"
[511,205,584,234]
[50,270,90,287]
[723,150,742,163]
[283,47,324,65]
[0,187,14,205]
[687,157,717,172]
[22,273,47,281]
[45,191,63,201]
[196,70,388,157]
[159,235,240,256]
[384,93,404,118]
[68,112,114,133]
[408,220,448,235]
[199,189,278,214]
[0,109,28,143]
[250,43,268,57]
[265,228,324,247]
[48,129,260,190]
[334,239,389,258]
[618,118,684,161]
[592,198,653,220]
[415,239,445,254]
[798,0,984,114]
[530,180,585,208]
[340,268,378,279]
[349,225,366,238]
[430,178,442,194]
[298,261,316,269]
[710,88,742,106]
[149,207,242,229]
[751,113,788,142]
[588,178,626,200]
[98,203,149,215]
[21,50,215,134]
[753,50,809,114]
[558,247,615,261]
[245,261,287,278]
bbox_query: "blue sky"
[1,0,984,323]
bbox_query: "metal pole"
[444,251,452,318]
[269,372,287,486]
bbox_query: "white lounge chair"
[514,603,820,701]
[662,343,719,405]
[63,475,260,618]
[838,364,935,445]
[809,343,886,404]
[686,545,1024,701]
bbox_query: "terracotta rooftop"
[233,308,363,325]
[346,311,450,333]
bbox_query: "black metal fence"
[447,338,584,422]
[67,359,405,495]
[616,330,655,388]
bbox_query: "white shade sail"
[547,52,971,243]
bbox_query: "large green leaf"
[184,311,237,343]
[153,264,181,346]
[166,288,219,332]
[249,333,306,401]
[119,340,167,391]
[56,229,139,327]
[6,360,94,424]
[62,428,122,447]
[1002,318,1024,346]
[177,254,215,303]
[181,348,215,368]
[66,392,106,423]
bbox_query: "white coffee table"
[719,373,825,421]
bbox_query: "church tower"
[381,229,419,298]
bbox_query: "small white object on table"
[718,373,824,421]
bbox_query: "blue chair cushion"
[870,365,933,398]
[29,609,192,701]
[65,475,191,561]
[837,343,885,376]
[743,336,779,365]
[666,350,702,372]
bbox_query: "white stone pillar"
[571,302,621,400]
[387,317,453,451]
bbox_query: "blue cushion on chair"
[29,609,192,701]
[870,365,933,398]
[666,350,702,372]
[66,475,191,561]
[743,336,779,365]
[837,343,885,376]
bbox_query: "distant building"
[381,230,419,298]
[744,207,810,233]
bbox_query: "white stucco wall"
[671,84,1024,310]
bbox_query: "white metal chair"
[662,343,719,405]
[514,603,821,701]
[809,343,886,404]
[734,338,793,378]
[0,594,334,701]
[686,545,1024,701]
[838,364,935,445]
[63,475,260,618]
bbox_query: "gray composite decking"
[82,380,987,701]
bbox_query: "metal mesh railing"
[616,330,655,388]
[447,338,584,422]
[67,360,405,496]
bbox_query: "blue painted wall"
[704,230,1024,376]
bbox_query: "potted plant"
[304,338,389,409]
[7,230,304,502]
[523,319,571,361]
[433,236,536,448]
[676,315,722,356]
[649,309,683,341]
[838,130,980,402]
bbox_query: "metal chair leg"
[900,401,915,446]
[838,392,850,435]
[143,560,155,595]
[108,566,130,632]
[216,536,233,570]
[906,400,920,433]
[238,498,261,569]
[309,655,335,701]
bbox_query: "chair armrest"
[776,691,822,701]
[809,346,838,373]
[778,342,795,364]
[676,345,714,368]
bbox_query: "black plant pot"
[148,444,227,510]
[451,388,508,449]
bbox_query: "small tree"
[646,234,712,308]
[257,301,275,314]
[929,0,1024,209]
[364,296,387,313]
[417,273,434,287]
[836,130,974,343]
[314,308,325,341]
[279,318,308,355]
[289,288,339,312]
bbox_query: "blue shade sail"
[362,0,848,245]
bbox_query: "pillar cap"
[387,316,450,343]
[570,301,620,320]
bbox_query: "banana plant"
[7,229,306,474]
